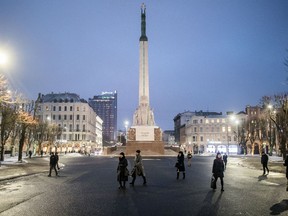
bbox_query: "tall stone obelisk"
[126,4,164,155]
[133,3,155,126]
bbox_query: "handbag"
[210,175,216,189]
[175,162,179,168]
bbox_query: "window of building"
[83,107,86,112]
[77,115,80,120]
[70,115,73,120]
[205,119,209,124]
[58,115,61,120]
[69,124,72,132]
[200,119,203,124]
[77,107,80,111]
[211,119,214,123]
[53,115,55,120]
[200,127,203,132]
[53,106,56,111]
[228,136,231,142]
[194,127,197,132]
[64,115,67,120]
[211,127,214,132]
[222,126,226,132]
[63,134,66,140]
[70,106,73,111]
[76,124,79,131]
[45,106,49,111]
[193,136,197,142]
[83,115,86,121]
[193,120,198,124]
[59,106,61,111]
[200,136,203,142]
[222,119,226,123]
[64,106,67,111]
[228,126,231,132]
[217,119,220,123]
[83,124,86,132]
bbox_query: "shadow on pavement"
[258,175,268,181]
[196,190,223,216]
[270,199,288,215]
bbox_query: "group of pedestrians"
[117,150,146,190]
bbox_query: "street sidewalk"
[0,154,286,182]
[0,155,50,181]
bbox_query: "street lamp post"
[124,121,129,144]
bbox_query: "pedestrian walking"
[223,153,228,169]
[28,150,32,159]
[48,152,58,177]
[117,152,129,189]
[176,151,185,179]
[212,152,225,191]
[55,152,60,170]
[187,151,192,167]
[261,151,269,175]
[283,155,288,191]
[130,150,147,186]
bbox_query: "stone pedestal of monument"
[126,126,165,156]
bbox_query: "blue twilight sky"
[0,0,287,131]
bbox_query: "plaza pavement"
[0,152,286,182]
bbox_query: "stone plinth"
[126,141,165,156]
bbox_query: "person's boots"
[177,172,179,180]
[221,184,224,192]
[183,172,185,179]
[143,176,147,185]
[130,177,135,186]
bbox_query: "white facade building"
[185,114,239,154]
[37,93,103,153]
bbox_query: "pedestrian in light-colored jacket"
[130,150,147,186]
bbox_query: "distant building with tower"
[89,91,117,146]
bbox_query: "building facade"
[37,92,102,153]
[184,111,241,154]
[89,91,117,145]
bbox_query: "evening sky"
[0,0,287,130]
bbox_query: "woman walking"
[176,151,185,179]
[212,152,225,191]
[117,152,129,189]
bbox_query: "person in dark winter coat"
[212,152,225,191]
[176,151,185,179]
[130,150,147,186]
[223,153,228,169]
[117,152,129,189]
[261,151,269,175]
[283,155,288,191]
[48,152,58,177]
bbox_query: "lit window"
[222,127,226,132]
[205,119,209,124]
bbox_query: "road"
[0,154,287,216]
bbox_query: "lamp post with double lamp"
[124,121,129,144]
[267,104,275,155]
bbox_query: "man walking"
[261,151,269,175]
[48,152,58,177]
[223,153,228,169]
[130,150,147,186]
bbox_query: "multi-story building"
[162,130,175,146]
[173,111,195,144]
[36,92,102,153]
[184,111,241,154]
[89,91,117,146]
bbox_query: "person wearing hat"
[117,152,129,189]
[130,150,147,186]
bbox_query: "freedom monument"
[126,4,165,155]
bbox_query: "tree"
[0,74,17,161]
